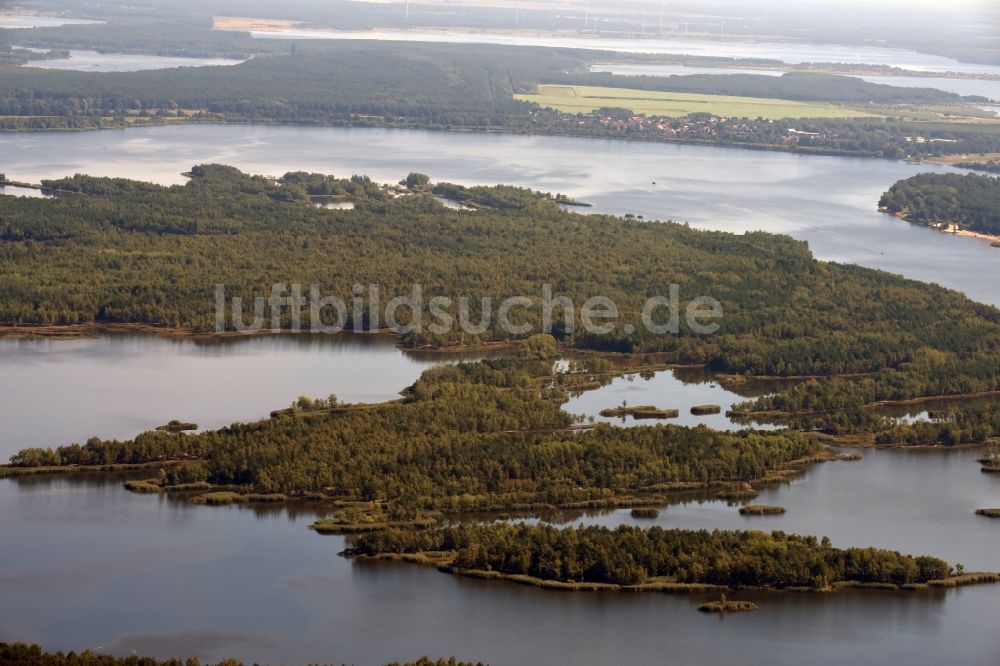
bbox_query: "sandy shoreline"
[882,208,1000,246]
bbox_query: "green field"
[516,84,880,120]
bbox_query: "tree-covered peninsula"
[4,165,1000,437]
[879,172,1000,237]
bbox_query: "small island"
[630,507,661,519]
[698,594,759,613]
[976,508,1000,518]
[310,504,442,534]
[599,405,679,419]
[341,523,993,597]
[739,504,786,516]
[155,419,198,432]
[691,404,722,415]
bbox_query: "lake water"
[4,122,1000,664]
[566,447,1000,572]
[562,368,776,430]
[0,15,103,29]
[0,184,49,198]
[0,333,492,459]
[591,63,1000,100]
[1,124,996,307]
[18,49,244,72]
[593,62,785,77]
[0,447,997,665]
[244,29,1000,77]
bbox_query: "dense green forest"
[9,356,821,508]
[0,43,545,127]
[0,643,481,666]
[347,523,953,588]
[879,172,1000,236]
[5,164,1000,434]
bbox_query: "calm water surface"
[1,124,996,307]
[562,367,775,430]
[0,184,49,198]
[18,49,244,72]
[568,447,1000,571]
[0,15,102,29]
[0,447,997,665]
[3,119,1000,664]
[0,334,490,458]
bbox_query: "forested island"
[343,523,989,592]
[879,172,1000,238]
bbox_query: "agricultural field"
[516,84,881,120]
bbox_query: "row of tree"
[0,643,478,666]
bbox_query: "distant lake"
[0,124,995,308]
[244,29,1000,77]
[562,367,778,431]
[0,15,103,29]
[19,49,244,72]
[592,63,1000,100]
[0,184,49,198]
[0,334,493,458]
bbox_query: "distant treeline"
[348,523,953,588]
[0,43,566,126]
[0,41,998,158]
[879,172,1000,235]
[0,23,274,59]
[955,160,1000,174]
[0,46,70,66]
[0,643,483,666]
